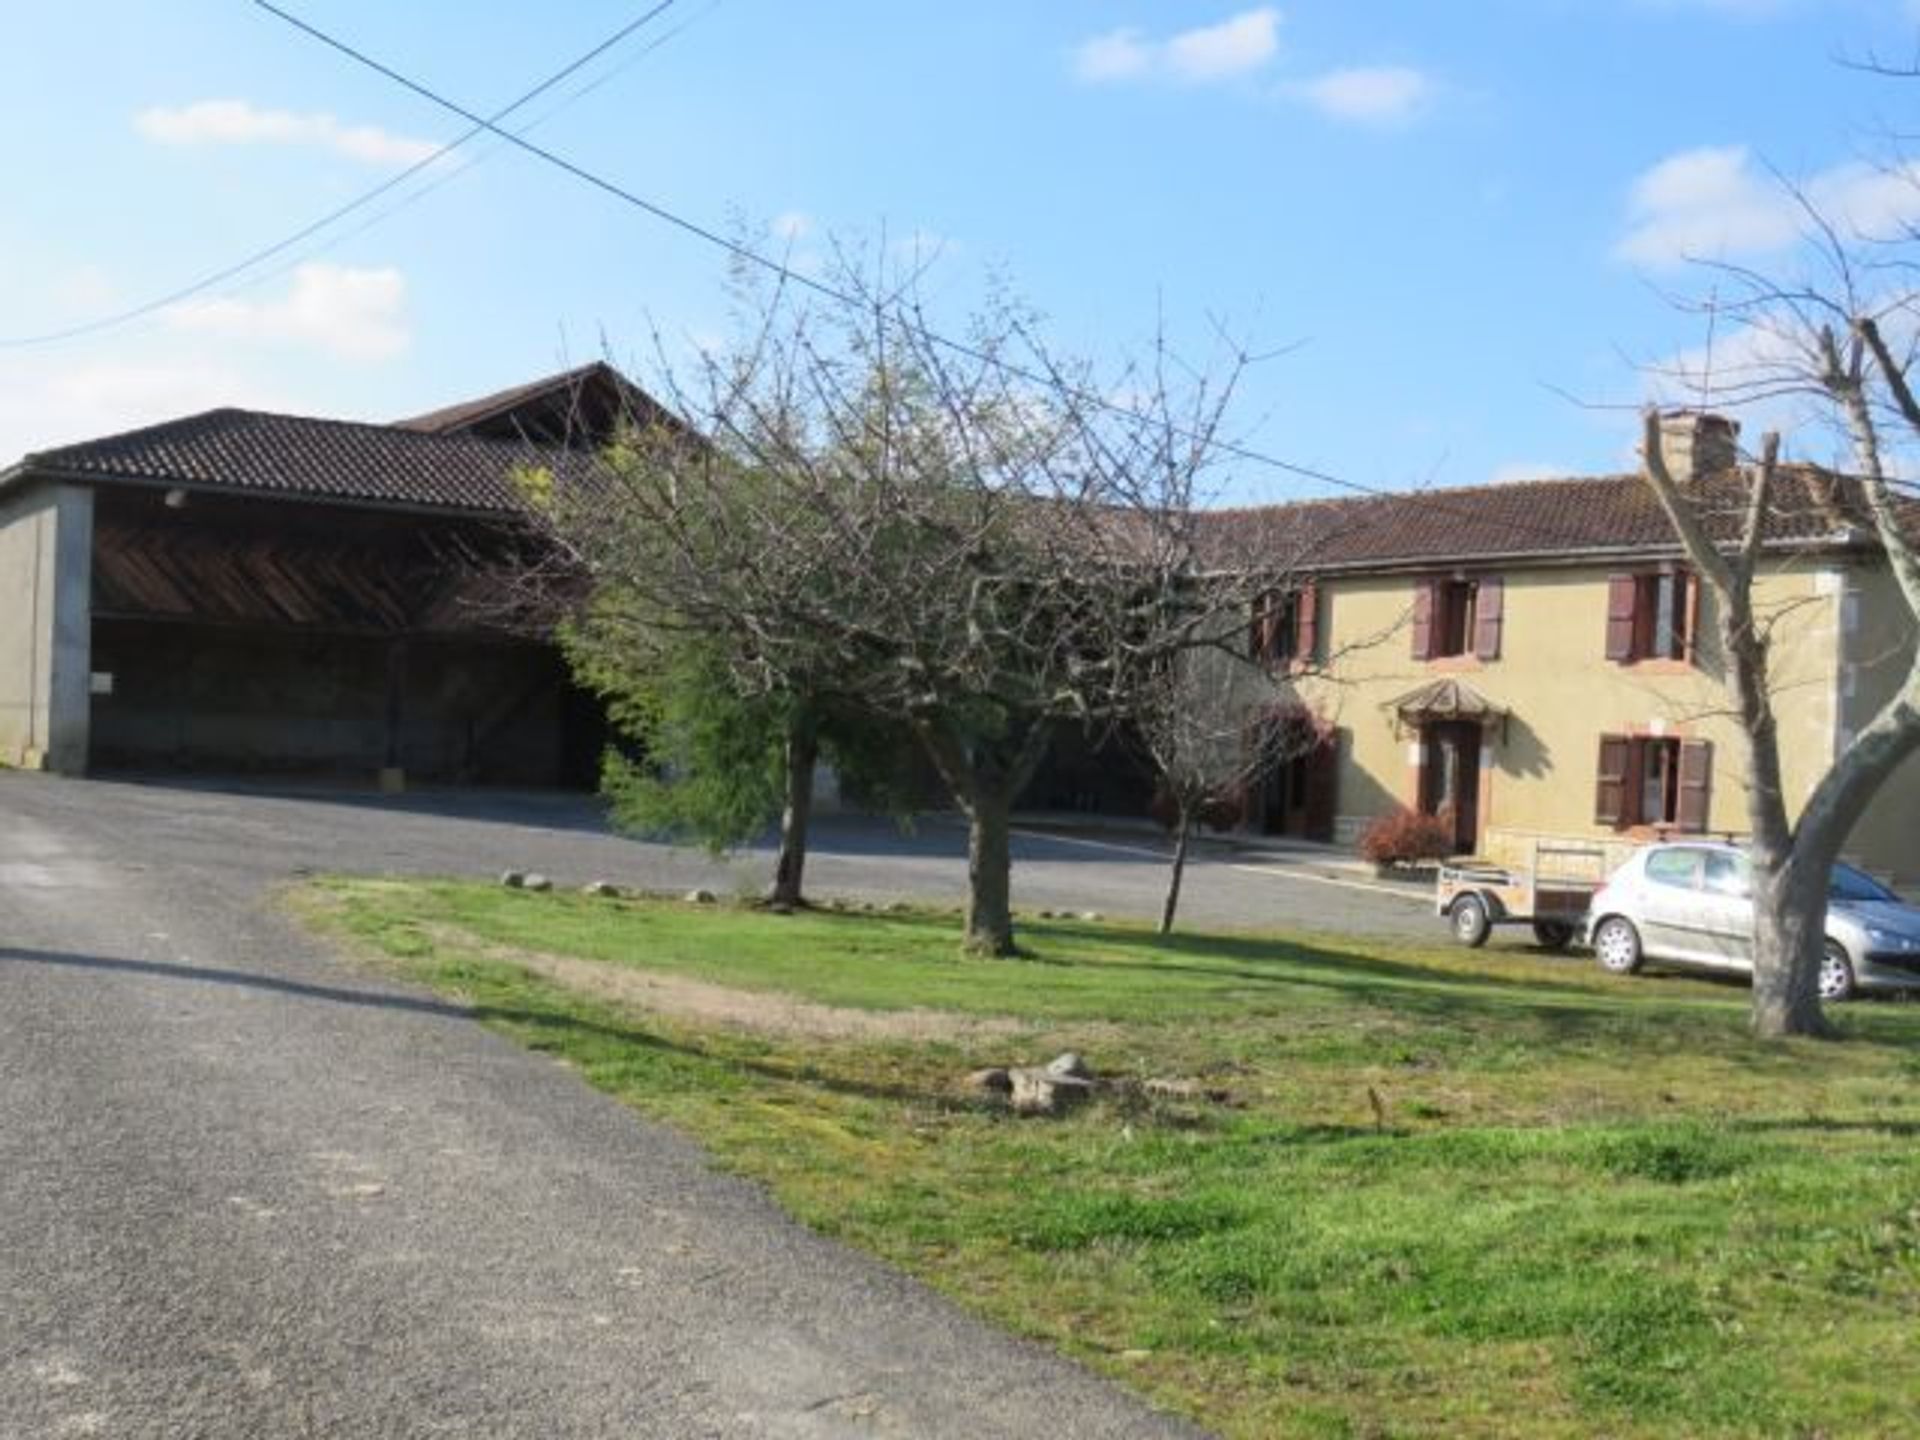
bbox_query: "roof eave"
[6,463,531,525]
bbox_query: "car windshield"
[1830,863,1899,904]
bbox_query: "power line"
[0,0,684,348]
[158,0,720,321]
[247,0,1669,553]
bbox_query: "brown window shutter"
[1296,581,1319,663]
[1474,576,1504,660]
[1605,574,1638,661]
[1595,734,1630,826]
[1411,579,1436,660]
[1677,739,1713,833]
[1249,594,1268,660]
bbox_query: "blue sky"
[4,1,1918,502]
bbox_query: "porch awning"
[1384,677,1509,727]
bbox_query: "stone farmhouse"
[1224,412,1919,885]
[4,383,1915,883]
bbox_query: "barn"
[0,364,646,787]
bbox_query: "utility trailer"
[1435,842,1610,950]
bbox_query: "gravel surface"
[0,772,1433,1437]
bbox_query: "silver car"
[1584,841,1920,1001]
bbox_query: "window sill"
[1425,654,1486,673]
[1622,658,1695,677]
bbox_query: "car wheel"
[1819,941,1857,1003]
[1532,921,1575,952]
[1451,896,1492,948]
[1593,917,1643,975]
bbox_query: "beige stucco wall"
[1265,558,1852,876]
[0,481,93,771]
[1834,560,1920,883]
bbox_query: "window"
[1251,582,1319,665]
[1645,847,1702,889]
[1413,576,1503,661]
[1606,568,1696,663]
[1639,737,1680,825]
[1702,851,1751,898]
[1830,863,1898,904]
[1595,734,1712,831]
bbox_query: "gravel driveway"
[0,772,1428,1437]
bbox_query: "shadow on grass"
[1024,925,1778,1050]
[0,944,963,1111]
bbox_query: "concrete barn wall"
[89,620,592,786]
[0,482,93,772]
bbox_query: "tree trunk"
[964,784,1017,956]
[1748,860,1836,1039]
[768,716,818,910]
[1159,807,1192,936]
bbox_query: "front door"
[1419,722,1481,855]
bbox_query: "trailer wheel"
[1451,896,1492,948]
[1531,921,1575,952]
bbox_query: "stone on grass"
[1008,1066,1096,1117]
[964,1067,1014,1100]
[1044,1051,1093,1081]
[684,888,718,905]
[1078,910,1103,922]
[500,870,526,889]
[882,900,910,914]
[521,873,553,893]
[582,881,621,899]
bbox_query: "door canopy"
[1384,678,1509,741]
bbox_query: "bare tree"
[527,265,1302,954]
[1638,199,1920,1035]
[1128,644,1322,935]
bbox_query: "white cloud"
[771,210,813,242]
[0,357,290,464]
[1074,28,1155,83]
[135,99,438,168]
[1617,144,1920,268]
[165,263,411,361]
[1072,7,1280,85]
[1165,8,1283,81]
[1291,66,1433,125]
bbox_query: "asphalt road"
[0,773,1432,1438]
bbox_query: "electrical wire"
[0,0,684,348]
[243,0,1667,554]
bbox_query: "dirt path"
[439,925,1032,1044]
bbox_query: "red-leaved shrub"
[1357,807,1454,865]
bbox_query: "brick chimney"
[1657,410,1740,482]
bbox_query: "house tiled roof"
[8,406,601,517]
[1195,465,1885,572]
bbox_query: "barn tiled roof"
[9,407,601,517]
[396,361,612,434]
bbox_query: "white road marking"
[1006,824,1432,905]
[1227,863,1431,904]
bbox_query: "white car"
[1583,842,1920,1001]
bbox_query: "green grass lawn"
[297,878,1920,1439]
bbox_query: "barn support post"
[380,637,408,792]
